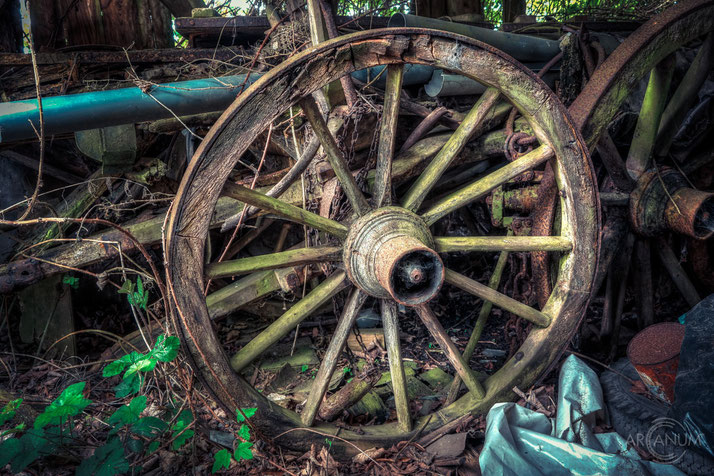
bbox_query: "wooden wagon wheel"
[532,0,714,333]
[164,28,598,455]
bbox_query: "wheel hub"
[630,168,714,240]
[343,207,444,305]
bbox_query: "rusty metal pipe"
[665,187,714,239]
[630,168,714,240]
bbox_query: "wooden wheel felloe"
[164,28,598,455]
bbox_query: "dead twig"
[18,13,45,221]
[274,427,385,469]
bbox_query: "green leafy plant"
[212,448,232,473]
[118,276,149,310]
[0,383,90,472]
[34,382,91,429]
[0,334,188,475]
[62,275,79,289]
[0,398,22,426]
[211,407,257,473]
[102,334,179,398]
[170,409,195,450]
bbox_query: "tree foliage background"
[208,0,678,25]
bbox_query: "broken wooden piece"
[318,370,380,421]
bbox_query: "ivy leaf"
[234,441,254,461]
[126,437,144,454]
[124,356,157,377]
[131,416,168,438]
[103,351,142,378]
[169,409,194,450]
[236,407,257,423]
[102,360,128,378]
[76,438,130,476]
[238,423,250,442]
[10,428,57,472]
[0,398,22,425]
[117,279,134,295]
[108,396,146,434]
[171,409,193,432]
[126,276,149,310]
[151,335,180,363]
[62,275,79,289]
[0,437,21,467]
[212,448,232,473]
[136,275,144,299]
[34,382,91,429]
[171,429,194,450]
[114,372,142,399]
[146,440,160,455]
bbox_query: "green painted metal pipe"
[0,67,436,143]
[389,14,561,62]
[0,74,263,143]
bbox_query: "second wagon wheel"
[164,28,598,456]
[531,0,714,342]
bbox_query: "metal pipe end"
[666,188,714,240]
[377,243,444,306]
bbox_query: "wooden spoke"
[446,248,509,405]
[381,299,411,431]
[416,304,485,399]
[445,269,551,327]
[206,246,342,278]
[230,271,349,372]
[655,238,701,308]
[625,56,674,180]
[208,268,287,320]
[372,64,405,208]
[300,96,371,216]
[435,235,572,253]
[401,87,500,212]
[633,239,655,329]
[301,288,367,426]
[421,144,553,225]
[222,182,348,239]
[656,32,714,156]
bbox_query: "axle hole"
[694,198,714,238]
[390,250,444,305]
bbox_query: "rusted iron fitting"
[343,207,444,306]
[630,168,714,239]
[487,185,540,227]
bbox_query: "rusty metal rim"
[164,28,598,455]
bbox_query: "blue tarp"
[479,355,685,476]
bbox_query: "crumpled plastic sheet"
[479,355,685,476]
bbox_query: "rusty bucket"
[627,322,685,404]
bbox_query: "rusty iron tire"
[164,29,598,457]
